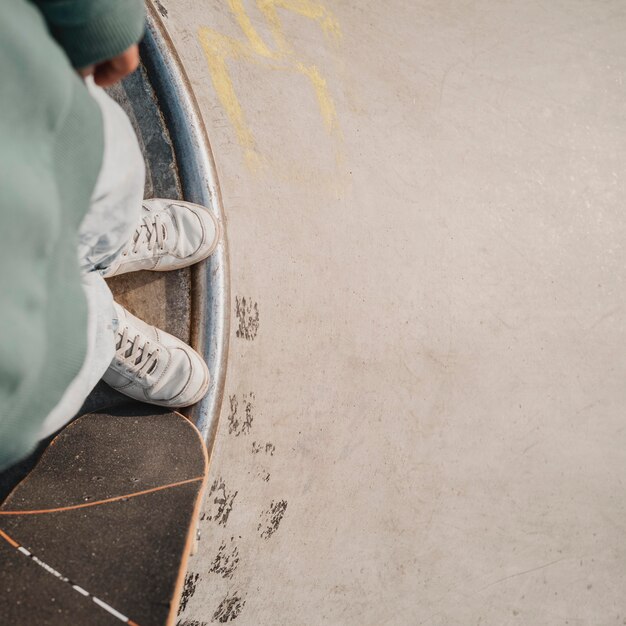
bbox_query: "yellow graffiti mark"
[295,62,337,133]
[256,0,341,51]
[198,30,260,167]
[198,0,341,169]
[228,0,272,57]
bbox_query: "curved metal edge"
[141,5,230,451]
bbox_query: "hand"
[78,45,140,87]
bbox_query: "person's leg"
[39,79,219,437]
[78,78,145,274]
[38,81,145,439]
[37,273,117,438]
[79,79,219,279]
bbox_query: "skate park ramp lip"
[140,5,230,448]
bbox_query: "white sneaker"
[103,303,210,407]
[104,199,220,277]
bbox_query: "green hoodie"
[0,0,145,469]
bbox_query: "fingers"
[114,45,140,76]
[93,62,122,87]
[93,45,140,87]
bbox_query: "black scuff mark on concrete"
[251,441,275,456]
[235,296,259,340]
[212,593,246,623]
[257,500,288,539]
[201,478,238,526]
[209,537,240,579]
[227,393,254,436]
[257,469,271,482]
[154,0,168,17]
[177,620,209,626]
[178,572,200,615]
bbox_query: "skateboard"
[0,404,208,626]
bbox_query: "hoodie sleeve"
[33,0,146,69]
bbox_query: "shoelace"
[124,213,168,256]
[115,325,160,379]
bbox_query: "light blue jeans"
[38,80,145,438]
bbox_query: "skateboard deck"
[0,404,208,626]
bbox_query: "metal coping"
[141,5,230,450]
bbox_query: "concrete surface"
[155,1,626,624]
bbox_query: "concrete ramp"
[155,1,626,623]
